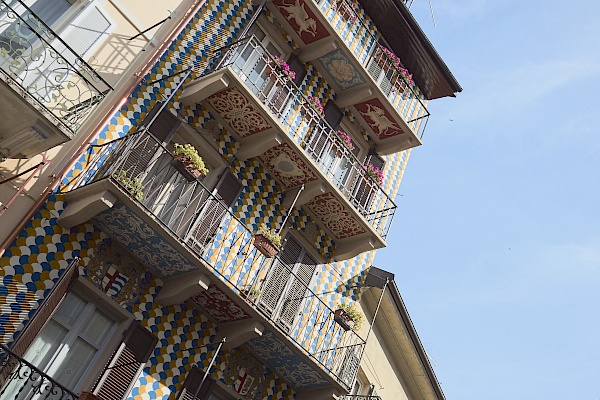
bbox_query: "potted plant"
[114,170,144,201]
[364,163,384,186]
[172,143,209,182]
[241,285,261,301]
[374,46,414,93]
[334,302,363,331]
[266,55,296,81]
[335,130,355,151]
[253,223,282,258]
[306,96,325,117]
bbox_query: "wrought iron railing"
[0,344,78,400]
[65,131,366,390]
[197,36,396,239]
[314,0,430,139]
[340,396,382,400]
[0,0,113,135]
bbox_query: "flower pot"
[253,233,280,258]
[334,308,355,331]
[172,154,203,182]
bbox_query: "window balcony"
[0,344,78,400]
[267,0,430,155]
[59,132,365,393]
[181,36,396,259]
[0,0,112,158]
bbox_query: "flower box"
[253,233,280,258]
[172,154,204,182]
[334,308,355,331]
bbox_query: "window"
[2,277,133,399]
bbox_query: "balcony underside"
[266,0,423,155]
[181,68,388,260]
[0,80,71,158]
[58,178,354,393]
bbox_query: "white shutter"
[60,4,112,63]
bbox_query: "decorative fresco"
[306,192,366,239]
[92,204,197,277]
[207,88,272,137]
[189,284,252,323]
[246,330,330,389]
[318,49,365,90]
[273,0,329,44]
[259,143,319,189]
[354,98,405,139]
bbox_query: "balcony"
[0,0,112,158]
[0,344,78,400]
[181,36,396,259]
[267,0,430,155]
[59,132,366,392]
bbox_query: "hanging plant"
[364,163,384,186]
[114,170,144,200]
[266,55,296,81]
[253,223,282,258]
[335,130,355,151]
[307,96,325,117]
[334,302,363,331]
[375,46,414,86]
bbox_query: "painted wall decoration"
[190,284,252,323]
[259,143,319,189]
[273,0,329,44]
[306,192,366,239]
[207,88,273,137]
[354,98,405,139]
[318,49,365,90]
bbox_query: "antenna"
[428,0,437,28]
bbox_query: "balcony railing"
[66,131,366,390]
[0,0,112,134]
[198,36,396,238]
[314,0,430,139]
[0,344,78,400]
[340,396,382,400]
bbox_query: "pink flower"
[267,55,296,81]
[336,130,355,150]
[364,163,384,186]
[307,96,325,117]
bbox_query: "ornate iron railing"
[65,131,366,390]
[197,36,396,239]
[0,344,78,400]
[0,0,113,135]
[314,0,430,139]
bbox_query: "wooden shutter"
[366,149,385,170]
[186,171,242,253]
[338,346,361,388]
[61,5,112,63]
[176,366,216,400]
[139,102,182,144]
[9,257,80,357]
[93,321,158,400]
[287,54,306,86]
[323,100,344,130]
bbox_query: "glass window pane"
[51,337,97,390]
[80,308,115,347]
[53,292,88,328]
[23,319,69,370]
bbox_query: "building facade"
[0,0,460,399]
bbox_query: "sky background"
[374,1,600,399]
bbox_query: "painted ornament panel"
[354,98,404,139]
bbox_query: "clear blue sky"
[374,1,600,399]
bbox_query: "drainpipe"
[0,0,207,256]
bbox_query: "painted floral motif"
[259,143,318,188]
[190,285,252,322]
[208,88,271,137]
[306,193,366,239]
[319,50,364,90]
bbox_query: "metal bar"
[0,156,49,217]
[128,15,172,41]
[192,337,225,399]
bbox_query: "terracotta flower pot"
[172,154,203,182]
[334,308,355,331]
[253,233,280,258]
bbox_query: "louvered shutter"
[93,321,158,400]
[366,149,385,171]
[61,5,111,64]
[287,54,306,86]
[186,171,242,253]
[338,346,360,388]
[9,257,79,357]
[139,102,182,144]
[276,253,317,331]
[176,366,216,400]
[323,100,344,130]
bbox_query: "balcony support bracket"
[214,319,265,350]
[156,270,211,306]
[299,37,338,63]
[334,236,375,261]
[58,189,117,229]
[283,181,326,207]
[236,132,282,160]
